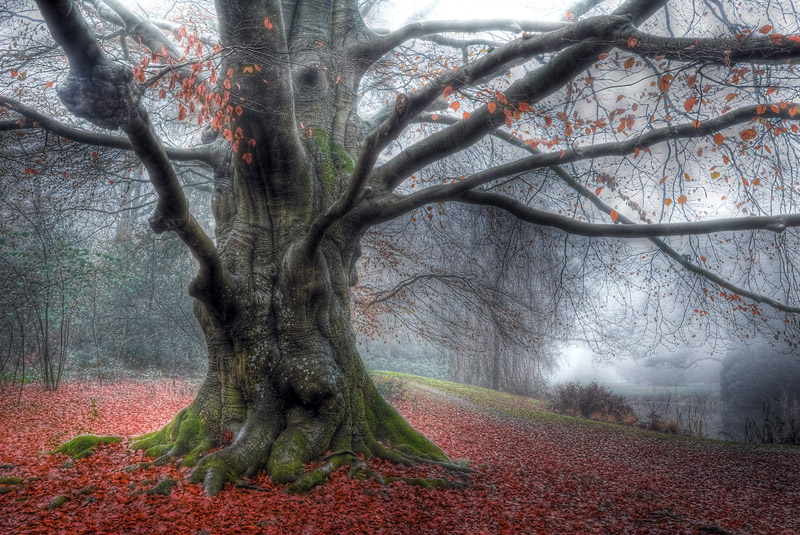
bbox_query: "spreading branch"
[370,103,798,220]
[385,112,800,317]
[368,19,568,60]
[368,0,668,191]
[0,95,215,164]
[33,0,234,316]
[456,190,800,239]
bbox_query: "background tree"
[3,0,800,495]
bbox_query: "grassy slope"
[370,370,795,450]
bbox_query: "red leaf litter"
[1,380,798,534]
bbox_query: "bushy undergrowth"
[549,381,637,425]
[372,373,408,402]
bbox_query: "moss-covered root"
[131,407,212,467]
[287,452,354,494]
[54,435,122,459]
[147,477,179,496]
[366,392,448,462]
[190,419,278,496]
[190,451,243,497]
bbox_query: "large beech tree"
[4,0,800,494]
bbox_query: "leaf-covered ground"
[0,373,798,534]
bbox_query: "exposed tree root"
[128,378,470,496]
[54,434,122,459]
[131,407,213,467]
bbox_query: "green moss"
[76,484,97,496]
[367,393,448,462]
[270,461,305,484]
[46,495,68,511]
[190,457,239,496]
[144,444,172,458]
[331,142,356,174]
[312,127,355,188]
[123,461,150,472]
[54,435,122,459]
[268,427,312,476]
[287,468,325,494]
[148,477,179,496]
[0,476,23,485]
[131,430,167,451]
[182,440,212,467]
[132,407,210,459]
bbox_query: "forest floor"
[0,373,798,534]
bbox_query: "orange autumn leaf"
[263,17,273,30]
[450,101,461,112]
[684,97,698,112]
[677,195,687,205]
[624,57,635,70]
[487,101,497,114]
[658,74,674,93]
[789,35,800,43]
[739,128,758,141]
[442,85,454,98]
[713,133,724,146]
[609,210,619,222]
[759,24,773,34]
[664,198,673,206]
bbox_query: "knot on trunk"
[57,62,140,129]
[395,93,409,118]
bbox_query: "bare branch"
[34,0,234,316]
[0,95,215,164]
[457,190,800,238]
[88,0,191,69]
[371,103,797,219]
[458,190,800,314]
[619,26,800,65]
[400,113,800,317]
[368,0,669,191]
[368,19,568,60]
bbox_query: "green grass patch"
[369,371,725,444]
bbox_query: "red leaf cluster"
[0,381,798,534]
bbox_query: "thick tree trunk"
[133,237,447,494]
[34,0,449,495]
[130,47,448,490]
